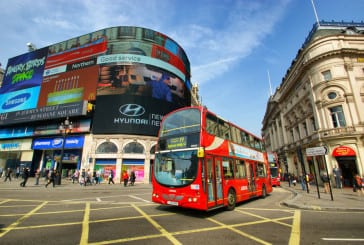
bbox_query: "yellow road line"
[207,217,272,245]
[0,201,48,238]
[237,209,293,227]
[131,203,182,245]
[289,210,301,245]
[80,202,90,245]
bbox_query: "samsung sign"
[32,135,85,150]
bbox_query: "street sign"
[306,146,327,156]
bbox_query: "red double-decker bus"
[268,152,281,187]
[152,106,272,211]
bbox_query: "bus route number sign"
[167,136,187,150]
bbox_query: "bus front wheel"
[226,189,236,211]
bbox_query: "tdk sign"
[119,104,145,117]
[2,93,31,110]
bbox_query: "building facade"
[0,26,199,183]
[262,21,364,187]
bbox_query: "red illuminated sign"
[332,146,356,157]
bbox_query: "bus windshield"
[270,167,279,177]
[160,108,201,137]
[154,150,198,187]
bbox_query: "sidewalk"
[281,181,364,211]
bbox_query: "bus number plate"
[167,201,179,206]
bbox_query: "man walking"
[20,168,30,187]
[4,168,12,182]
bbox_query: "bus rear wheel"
[226,189,236,211]
[261,185,267,198]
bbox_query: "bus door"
[206,156,224,208]
[247,162,256,195]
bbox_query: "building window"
[296,126,300,139]
[303,122,308,137]
[322,70,332,81]
[329,106,346,128]
[310,117,317,131]
[96,142,118,154]
[123,142,145,154]
[290,129,294,142]
[328,92,337,99]
[118,26,136,38]
[150,145,156,154]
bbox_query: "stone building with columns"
[262,21,364,187]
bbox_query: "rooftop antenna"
[310,0,320,27]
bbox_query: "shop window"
[123,142,145,154]
[96,142,118,154]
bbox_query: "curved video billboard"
[1,26,191,137]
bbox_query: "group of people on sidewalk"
[285,165,364,196]
[1,167,139,189]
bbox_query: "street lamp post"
[57,117,73,185]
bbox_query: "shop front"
[0,139,33,174]
[122,159,145,183]
[332,146,357,187]
[94,158,117,183]
[32,135,85,177]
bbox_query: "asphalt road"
[0,180,363,244]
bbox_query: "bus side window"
[236,160,246,179]
[256,163,266,177]
[223,158,234,179]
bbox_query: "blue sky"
[1,0,363,136]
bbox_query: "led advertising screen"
[1,47,48,94]
[92,94,179,135]
[1,26,191,136]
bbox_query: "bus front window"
[154,150,198,187]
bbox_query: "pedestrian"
[72,170,79,184]
[4,168,13,182]
[15,167,20,179]
[300,174,306,190]
[20,168,30,187]
[35,168,41,185]
[320,172,330,193]
[45,169,56,188]
[92,170,97,185]
[108,170,115,184]
[86,169,92,186]
[353,174,363,196]
[81,169,86,186]
[122,170,129,187]
[292,174,297,186]
[129,171,136,186]
[333,165,342,189]
[95,171,100,184]
[287,173,291,187]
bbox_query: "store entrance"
[336,156,357,187]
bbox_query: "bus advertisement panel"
[152,106,272,211]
